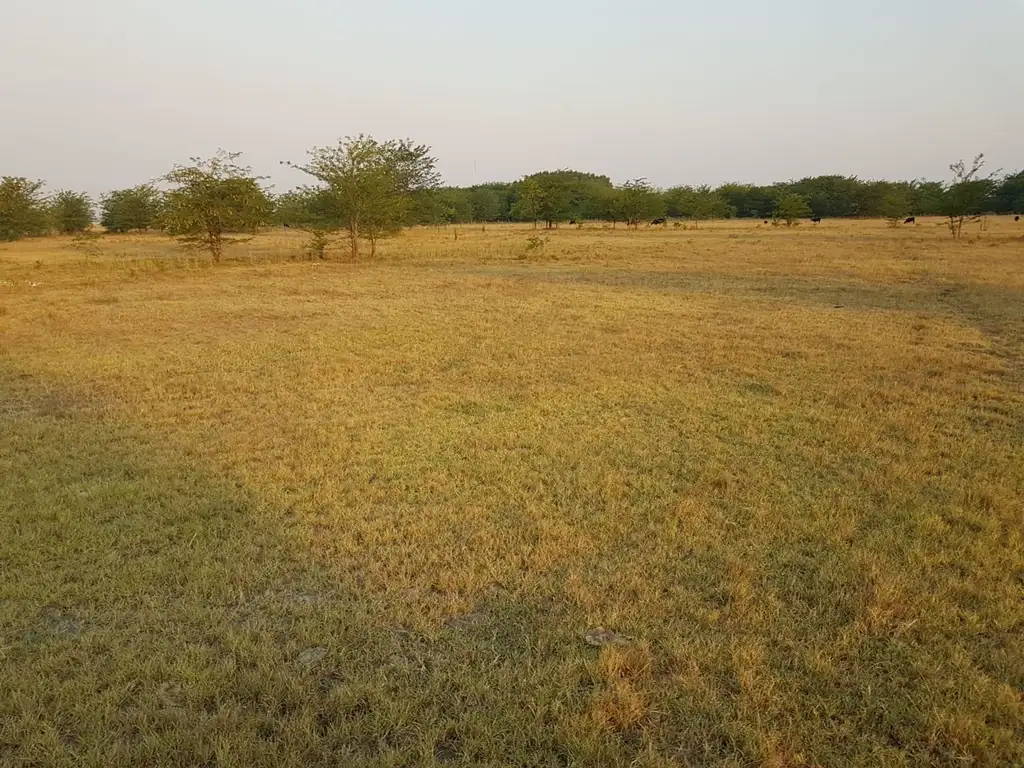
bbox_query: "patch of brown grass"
[589,644,654,734]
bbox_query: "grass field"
[1,218,1022,766]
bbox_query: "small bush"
[304,229,332,260]
[522,235,548,258]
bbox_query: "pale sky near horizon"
[2,0,1021,197]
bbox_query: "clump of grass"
[518,234,551,260]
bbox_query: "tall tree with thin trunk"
[945,154,999,240]
[286,136,440,260]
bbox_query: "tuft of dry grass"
[1,218,1022,766]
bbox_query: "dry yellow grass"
[1,218,1022,766]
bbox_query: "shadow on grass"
[458,264,1024,335]
[0,371,628,766]
[2,366,1022,766]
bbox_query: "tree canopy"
[0,177,50,241]
[287,135,440,258]
[51,191,94,234]
[618,179,664,228]
[775,193,812,225]
[162,151,273,260]
[101,185,163,233]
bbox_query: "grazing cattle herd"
[513,214,1015,228]
[276,214,1020,231]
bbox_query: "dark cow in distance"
[904,217,916,225]
[1016,216,1020,222]
[811,217,821,224]
[569,219,577,225]
[651,217,667,226]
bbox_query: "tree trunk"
[349,218,359,260]
[208,228,222,262]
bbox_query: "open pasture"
[1,218,1022,766]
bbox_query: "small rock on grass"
[296,647,328,667]
[444,612,486,630]
[583,627,630,647]
[158,681,185,709]
[38,605,81,638]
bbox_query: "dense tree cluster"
[392,167,1023,229]
[100,185,164,233]
[2,142,1021,253]
[0,177,51,241]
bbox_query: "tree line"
[2,138,1021,258]
[408,159,1020,231]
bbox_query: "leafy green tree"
[288,135,440,259]
[703,187,735,220]
[662,186,687,219]
[51,190,93,234]
[438,188,474,224]
[272,186,335,228]
[565,173,614,221]
[618,178,663,228]
[280,183,411,258]
[511,178,543,227]
[774,193,811,225]
[273,190,313,228]
[409,189,455,227]
[945,154,998,239]
[0,177,50,241]
[513,172,575,228]
[273,187,344,258]
[101,185,163,232]
[881,186,912,227]
[855,181,892,218]
[593,185,623,227]
[469,186,502,226]
[789,175,864,218]
[991,170,1024,214]
[672,185,732,226]
[361,197,408,255]
[162,151,272,260]
[912,181,946,216]
[455,183,516,222]
[716,183,777,220]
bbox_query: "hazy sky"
[2,0,1021,196]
